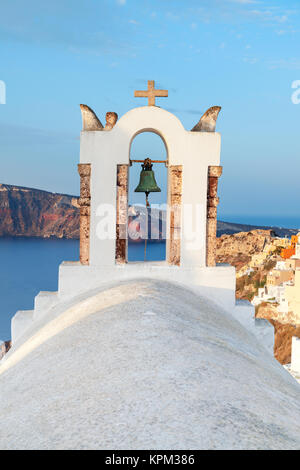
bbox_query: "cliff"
[217,220,298,238]
[0,184,80,238]
[216,229,274,270]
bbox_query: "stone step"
[34,291,58,319]
[233,299,274,354]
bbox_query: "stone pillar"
[169,165,183,266]
[116,164,128,264]
[206,166,222,267]
[78,164,91,265]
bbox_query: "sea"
[0,238,166,341]
[220,215,300,230]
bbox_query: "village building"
[291,337,300,378]
[285,258,300,270]
[252,283,289,308]
[252,244,300,320]
[281,234,300,259]
[252,261,294,311]
[275,260,288,270]
[284,270,300,322]
[236,238,289,279]
[249,252,268,268]
[248,242,278,269]
[267,267,294,286]
[273,238,290,249]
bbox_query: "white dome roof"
[0,279,300,450]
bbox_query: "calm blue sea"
[128,241,166,262]
[0,238,166,341]
[220,215,300,229]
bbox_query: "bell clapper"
[145,191,150,208]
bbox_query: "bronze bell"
[134,158,161,196]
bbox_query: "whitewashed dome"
[0,279,300,450]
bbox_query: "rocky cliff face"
[0,184,80,238]
[217,221,298,238]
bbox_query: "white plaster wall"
[10,263,274,355]
[58,262,236,312]
[233,300,274,355]
[80,106,221,268]
[10,263,236,345]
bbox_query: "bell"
[134,158,161,261]
[134,158,161,194]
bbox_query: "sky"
[0,0,300,223]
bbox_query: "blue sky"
[0,0,300,222]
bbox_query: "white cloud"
[249,9,289,24]
[117,0,126,5]
[268,58,300,70]
[243,57,258,64]
[166,11,180,21]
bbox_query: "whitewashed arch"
[116,106,185,166]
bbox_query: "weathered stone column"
[168,165,183,266]
[206,165,222,267]
[115,164,128,264]
[78,163,91,265]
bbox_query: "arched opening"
[128,131,168,262]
